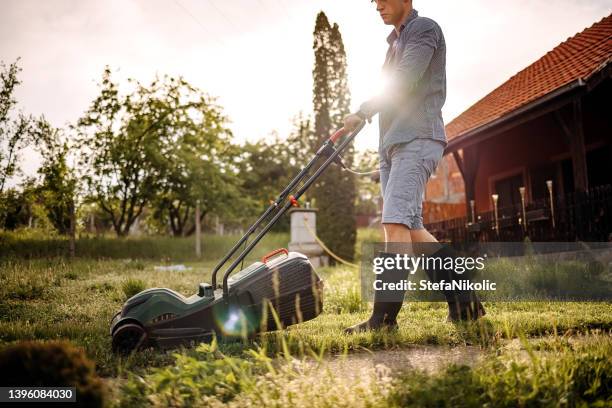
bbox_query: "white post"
[492,194,499,236]
[288,208,327,267]
[546,180,555,228]
[470,199,476,224]
[519,187,527,232]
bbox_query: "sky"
[1,0,611,181]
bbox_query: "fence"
[425,184,612,243]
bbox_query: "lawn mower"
[110,122,366,354]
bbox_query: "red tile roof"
[446,13,612,139]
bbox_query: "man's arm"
[351,19,441,125]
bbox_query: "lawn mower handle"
[210,124,359,290]
[217,120,366,298]
[329,128,347,143]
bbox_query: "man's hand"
[343,113,363,132]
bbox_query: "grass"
[386,334,611,407]
[0,230,610,406]
[116,333,611,407]
[1,256,610,375]
[0,230,289,261]
[121,278,146,299]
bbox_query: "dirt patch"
[323,345,484,378]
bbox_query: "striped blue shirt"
[359,9,447,153]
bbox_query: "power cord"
[342,166,380,176]
[334,155,380,177]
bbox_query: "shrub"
[122,278,146,299]
[0,340,105,407]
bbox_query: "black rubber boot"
[423,245,486,322]
[345,252,405,334]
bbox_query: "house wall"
[472,114,565,212]
[471,81,612,213]
[425,79,611,222]
[425,154,465,204]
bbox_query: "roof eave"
[445,57,612,154]
[444,78,585,154]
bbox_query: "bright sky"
[1,0,611,180]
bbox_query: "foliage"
[78,202,115,235]
[0,59,36,196]
[76,67,239,237]
[0,340,106,407]
[119,336,393,407]
[147,86,239,237]
[0,177,57,232]
[0,118,77,235]
[0,59,50,229]
[118,328,612,407]
[120,339,261,406]
[354,149,381,215]
[311,12,357,261]
[34,119,77,235]
[234,114,321,232]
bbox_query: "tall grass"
[387,334,612,407]
[117,330,612,407]
[0,231,289,262]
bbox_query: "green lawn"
[0,232,610,406]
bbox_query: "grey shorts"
[379,138,445,230]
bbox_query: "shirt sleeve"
[359,19,439,118]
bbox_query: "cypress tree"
[311,12,356,262]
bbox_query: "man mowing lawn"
[344,0,485,333]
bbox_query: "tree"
[76,67,234,237]
[34,119,76,235]
[76,67,238,236]
[151,126,240,237]
[0,59,36,195]
[311,12,357,261]
[354,149,380,216]
[0,59,49,229]
[286,112,317,170]
[232,114,321,232]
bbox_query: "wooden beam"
[461,146,479,219]
[452,150,465,179]
[554,109,572,145]
[571,98,588,192]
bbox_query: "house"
[426,14,612,242]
